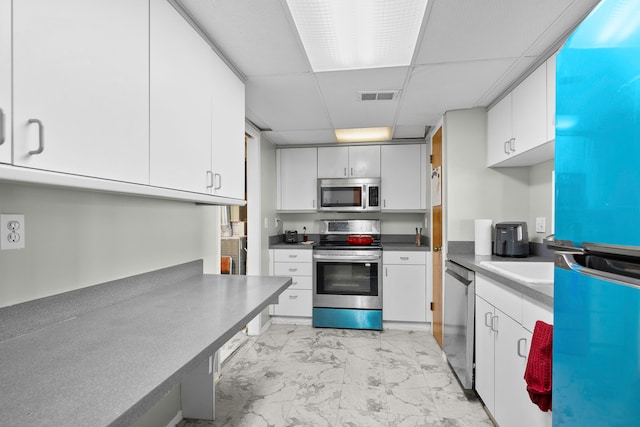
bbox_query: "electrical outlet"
[1,214,25,250]
[535,217,546,233]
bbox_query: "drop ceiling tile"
[475,57,539,107]
[246,74,332,131]
[415,0,574,64]
[180,0,311,76]
[526,0,601,56]
[396,59,516,127]
[393,125,429,139]
[315,67,409,128]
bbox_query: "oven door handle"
[313,254,381,262]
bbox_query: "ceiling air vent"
[358,90,400,101]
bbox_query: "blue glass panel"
[553,267,640,426]
[555,0,640,248]
[312,308,382,330]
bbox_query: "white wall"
[441,108,554,245]
[528,159,554,243]
[0,181,218,308]
[279,212,428,238]
[260,137,279,273]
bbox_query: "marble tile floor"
[179,324,493,427]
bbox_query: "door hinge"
[429,154,433,164]
[430,302,434,311]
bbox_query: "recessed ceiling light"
[335,127,392,143]
[286,0,428,72]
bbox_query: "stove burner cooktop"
[316,240,382,250]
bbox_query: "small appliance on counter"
[494,222,529,257]
[285,230,298,243]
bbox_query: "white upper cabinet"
[150,0,212,194]
[486,94,513,167]
[12,0,149,184]
[150,0,245,200]
[317,146,348,178]
[210,54,245,200]
[317,145,380,178]
[0,0,10,164]
[487,61,553,167]
[511,65,547,155]
[277,147,317,211]
[380,144,427,211]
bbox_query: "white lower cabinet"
[383,251,428,322]
[475,275,552,427]
[271,249,312,318]
[272,289,312,317]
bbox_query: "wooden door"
[432,127,443,347]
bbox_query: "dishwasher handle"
[445,268,473,286]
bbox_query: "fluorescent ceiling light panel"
[286,0,428,72]
[335,127,392,143]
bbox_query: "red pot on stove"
[346,235,374,245]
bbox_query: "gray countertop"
[0,274,291,426]
[447,253,554,308]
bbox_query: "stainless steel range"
[312,219,382,330]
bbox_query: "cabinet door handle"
[27,119,45,155]
[291,281,298,286]
[509,138,516,152]
[344,167,347,176]
[289,295,298,300]
[289,268,297,272]
[400,256,409,261]
[312,200,316,208]
[288,254,298,258]
[214,173,222,190]
[484,312,493,328]
[517,338,527,358]
[206,171,214,189]
[490,315,499,332]
[385,267,388,277]
[350,167,354,176]
[0,108,5,145]
[383,200,386,208]
[504,140,510,154]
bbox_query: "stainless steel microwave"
[317,178,381,212]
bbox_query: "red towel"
[524,320,553,411]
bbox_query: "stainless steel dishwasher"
[443,259,475,390]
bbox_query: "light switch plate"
[535,217,546,233]
[1,214,25,250]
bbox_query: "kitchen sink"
[479,261,554,285]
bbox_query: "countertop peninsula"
[0,269,291,426]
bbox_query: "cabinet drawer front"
[274,249,312,263]
[476,275,522,323]
[274,262,312,277]
[383,251,426,265]
[272,289,312,317]
[522,296,553,333]
[286,276,312,290]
